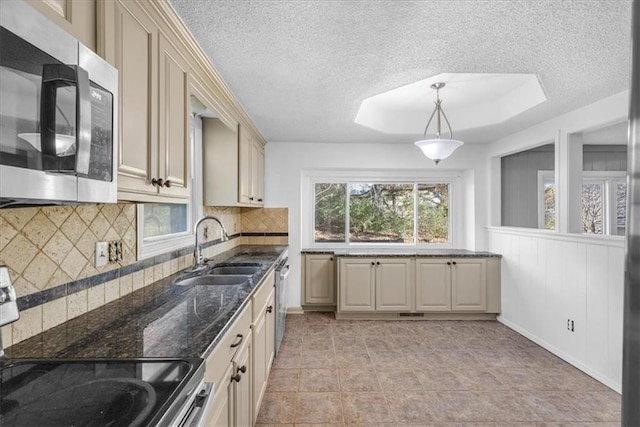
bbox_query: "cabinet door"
[157,33,189,198]
[234,332,252,427]
[339,258,375,311]
[252,306,267,424]
[451,259,487,311]
[106,0,158,197]
[251,140,265,204]
[27,0,96,51]
[238,126,252,204]
[206,362,233,427]
[375,259,413,311]
[416,260,451,312]
[304,254,335,305]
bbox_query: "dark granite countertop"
[300,248,501,258]
[5,245,288,360]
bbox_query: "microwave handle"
[75,66,91,176]
[40,64,91,176]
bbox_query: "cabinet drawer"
[252,270,275,321]
[205,301,252,387]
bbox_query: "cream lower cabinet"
[415,258,487,312]
[338,258,376,311]
[375,259,414,311]
[303,254,335,307]
[205,302,253,427]
[451,259,487,311]
[251,270,276,424]
[416,259,452,311]
[338,258,413,312]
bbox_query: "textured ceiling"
[169,0,632,145]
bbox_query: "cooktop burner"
[0,358,202,427]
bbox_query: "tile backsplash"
[0,204,287,349]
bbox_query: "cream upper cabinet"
[451,259,487,311]
[27,0,96,51]
[239,127,265,206]
[338,258,376,312]
[416,259,452,312]
[375,259,414,311]
[303,254,335,306]
[203,122,264,207]
[100,0,189,203]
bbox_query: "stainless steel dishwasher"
[274,251,290,355]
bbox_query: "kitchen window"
[312,180,452,245]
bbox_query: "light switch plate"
[95,242,108,267]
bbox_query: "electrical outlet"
[571,320,575,332]
[203,226,209,239]
[108,241,123,263]
[95,242,108,267]
[567,318,575,332]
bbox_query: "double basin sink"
[172,263,263,287]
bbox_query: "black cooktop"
[0,358,202,427]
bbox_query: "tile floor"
[256,312,621,426]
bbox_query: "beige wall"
[0,204,286,349]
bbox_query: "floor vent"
[399,313,424,317]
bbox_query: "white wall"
[265,142,488,310]
[486,90,629,392]
[487,228,624,391]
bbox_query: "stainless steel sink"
[173,275,250,286]
[208,266,260,275]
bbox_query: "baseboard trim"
[335,312,497,321]
[286,306,304,314]
[497,315,621,393]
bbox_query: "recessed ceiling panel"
[354,73,547,135]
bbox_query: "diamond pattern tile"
[22,212,56,249]
[42,206,72,228]
[0,207,37,231]
[241,207,288,233]
[60,212,87,244]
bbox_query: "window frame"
[303,169,461,249]
[136,114,202,260]
[582,171,626,236]
[537,170,556,230]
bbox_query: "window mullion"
[345,182,350,244]
[415,182,419,245]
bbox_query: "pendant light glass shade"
[414,82,463,165]
[414,138,464,165]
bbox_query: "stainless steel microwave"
[0,1,118,207]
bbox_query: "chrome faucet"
[193,215,230,268]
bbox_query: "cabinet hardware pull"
[231,373,241,383]
[371,262,375,266]
[452,261,457,265]
[330,257,333,261]
[237,365,247,373]
[258,198,263,202]
[266,305,273,313]
[230,333,243,348]
[163,179,171,188]
[151,178,164,187]
[376,261,380,265]
[447,262,452,265]
[249,197,254,201]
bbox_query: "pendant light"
[414,82,464,165]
